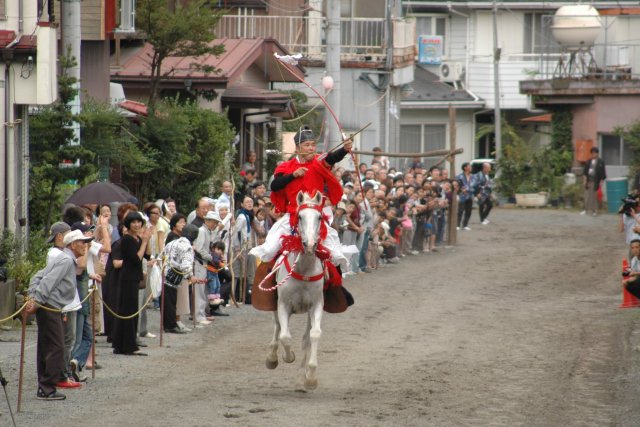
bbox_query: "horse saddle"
[251,261,348,314]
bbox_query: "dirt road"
[1,208,639,426]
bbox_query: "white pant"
[193,263,209,322]
[249,213,348,270]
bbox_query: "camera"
[619,195,638,216]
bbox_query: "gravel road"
[1,207,639,426]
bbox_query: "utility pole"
[492,0,501,161]
[61,0,81,147]
[448,104,458,246]
[325,0,341,148]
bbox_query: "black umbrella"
[65,182,136,206]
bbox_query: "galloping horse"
[265,190,327,390]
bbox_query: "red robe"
[270,155,343,215]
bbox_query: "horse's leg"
[304,299,323,390]
[265,311,280,369]
[295,312,312,390]
[278,304,295,363]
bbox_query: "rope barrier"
[97,291,155,321]
[31,287,97,313]
[0,301,28,323]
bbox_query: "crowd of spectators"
[25,149,496,401]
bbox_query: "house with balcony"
[403,0,640,180]
[213,0,416,168]
[0,1,57,232]
[519,5,640,181]
[110,37,305,179]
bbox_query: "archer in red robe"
[249,126,351,267]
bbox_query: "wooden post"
[448,104,458,246]
[159,273,165,347]
[17,314,26,412]
[191,280,196,329]
[91,291,96,379]
[240,252,247,304]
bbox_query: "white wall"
[468,61,532,109]
[1,0,41,35]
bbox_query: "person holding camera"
[618,195,640,258]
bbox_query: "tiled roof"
[118,100,148,117]
[521,113,552,123]
[111,38,304,86]
[402,64,481,105]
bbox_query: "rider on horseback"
[249,126,352,270]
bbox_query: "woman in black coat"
[112,212,152,356]
[103,234,123,341]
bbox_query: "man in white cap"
[192,210,221,325]
[25,230,93,401]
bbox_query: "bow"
[227,174,239,308]
[274,53,370,212]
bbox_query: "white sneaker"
[141,332,156,338]
[176,321,192,332]
[198,319,212,325]
[481,219,490,225]
[409,250,419,255]
[463,226,471,231]
[456,226,460,231]
[580,210,587,215]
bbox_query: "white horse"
[266,191,326,390]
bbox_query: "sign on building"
[418,35,443,65]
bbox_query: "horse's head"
[296,191,323,255]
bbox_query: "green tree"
[123,99,235,209]
[549,109,573,175]
[29,53,96,230]
[136,0,225,108]
[616,119,640,180]
[78,100,157,179]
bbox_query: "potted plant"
[562,182,584,209]
[549,176,564,208]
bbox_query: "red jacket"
[271,155,343,215]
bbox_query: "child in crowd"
[206,241,226,305]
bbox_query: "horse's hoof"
[304,378,318,390]
[265,359,278,370]
[283,351,295,363]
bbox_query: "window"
[523,13,560,55]
[601,134,630,166]
[400,124,446,169]
[413,15,447,52]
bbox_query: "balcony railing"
[472,45,640,81]
[217,12,394,62]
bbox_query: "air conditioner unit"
[439,61,464,83]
